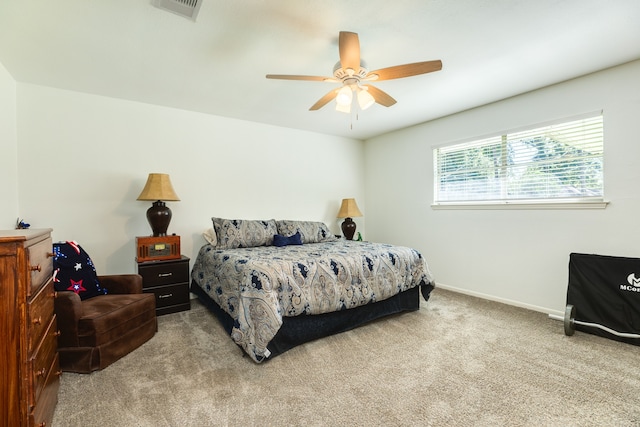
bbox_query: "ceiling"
[1,0,640,140]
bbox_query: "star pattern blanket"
[191,240,433,362]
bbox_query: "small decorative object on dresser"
[0,228,60,427]
[137,255,191,315]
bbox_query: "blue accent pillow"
[273,231,303,247]
[275,220,337,244]
[52,241,108,300]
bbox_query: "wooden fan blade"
[266,74,330,81]
[309,89,338,110]
[363,84,396,107]
[367,60,442,81]
[339,31,360,71]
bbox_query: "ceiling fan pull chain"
[351,106,356,129]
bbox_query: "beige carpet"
[52,288,640,426]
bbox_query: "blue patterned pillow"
[275,220,337,244]
[212,218,278,249]
[273,231,303,247]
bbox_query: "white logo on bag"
[621,273,640,292]
[627,273,640,287]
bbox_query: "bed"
[190,218,434,362]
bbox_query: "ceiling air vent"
[152,0,202,21]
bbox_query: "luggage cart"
[563,253,640,345]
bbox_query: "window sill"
[431,200,609,210]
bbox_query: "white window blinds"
[434,114,604,205]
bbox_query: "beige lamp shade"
[137,173,180,201]
[337,198,363,218]
[137,173,180,237]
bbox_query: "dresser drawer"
[29,353,60,427]
[27,237,53,296]
[139,259,189,287]
[28,279,56,354]
[30,315,58,407]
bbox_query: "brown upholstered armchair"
[54,274,157,373]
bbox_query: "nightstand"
[137,255,191,316]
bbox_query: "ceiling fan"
[266,31,442,113]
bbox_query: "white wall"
[0,60,19,228]
[13,60,639,316]
[16,84,364,274]
[365,60,640,316]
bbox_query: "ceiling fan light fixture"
[266,31,441,114]
[335,102,351,114]
[357,88,375,110]
[336,86,353,106]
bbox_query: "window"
[433,114,605,208]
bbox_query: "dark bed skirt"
[190,280,434,361]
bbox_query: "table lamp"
[137,173,180,236]
[337,198,363,240]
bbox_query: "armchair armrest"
[98,274,143,294]
[54,291,82,347]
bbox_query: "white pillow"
[203,228,217,246]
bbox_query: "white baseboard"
[434,282,565,319]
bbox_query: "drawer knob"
[30,264,42,272]
[159,293,173,299]
[158,272,173,277]
[32,316,42,325]
[54,330,62,337]
[37,422,46,427]
[36,368,46,377]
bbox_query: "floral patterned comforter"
[191,240,433,362]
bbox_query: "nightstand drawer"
[138,258,189,287]
[144,283,190,309]
[137,255,190,316]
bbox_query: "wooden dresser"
[0,229,60,426]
